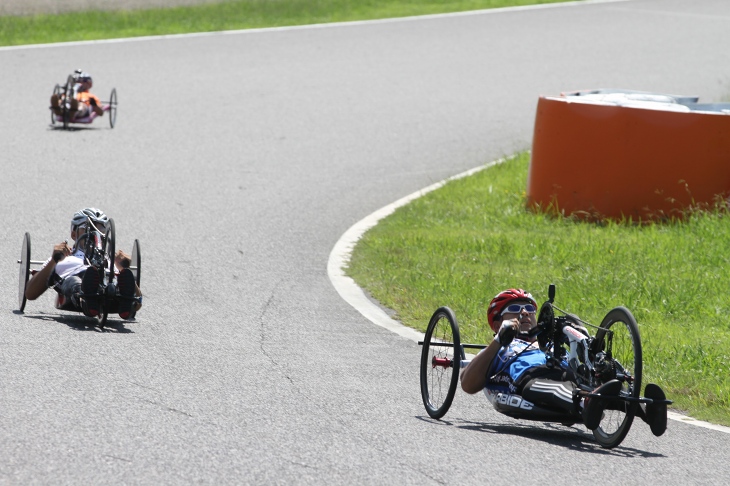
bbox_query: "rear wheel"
[592,306,643,448]
[131,239,141,287]
[18,233,31,312]
[420,307,463,419]
[108,88,117,128]
[51,84,61,125]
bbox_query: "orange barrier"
[526,94,730,220]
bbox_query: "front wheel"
[592,306,643,448]
[62,75,74,129]
[420,307,463,419]
[105,218,116,280]
[18,232,31,312]
[97,263,109,328]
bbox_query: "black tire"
[105,218,116,280]
[62,75,74,129]
[592,306,643,448]
[94,219,115,328]
[18,232,31,312]
[108,88,117,128]
[97,261,109,328]
[420,307,463,419]
[51,84,60,125]
[131,239,141,287]
[97,218,117,327]
[536,301,555,351]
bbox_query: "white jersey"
[42,247,88,281]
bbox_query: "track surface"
[2,0,729,483]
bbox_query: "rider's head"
[75,71,93,92]
[487,288,537,334]
[70,207,108,239]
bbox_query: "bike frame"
[53,104,111,125]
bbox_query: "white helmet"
[73,69,93,91]
[71,207,108,233]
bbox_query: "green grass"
[1,0,573,46]
[347,152,730,426]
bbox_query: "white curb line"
[327,159,503,344]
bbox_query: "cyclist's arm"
[460,340,501,394]
[25,242,69,300]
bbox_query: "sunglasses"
[501,303,536,315]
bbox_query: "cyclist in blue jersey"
[460,288,620,429]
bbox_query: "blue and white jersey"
[482,339,546,403]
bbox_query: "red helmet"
[487,288,537,333]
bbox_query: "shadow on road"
[13,310,134,333]
[415,415,667,458]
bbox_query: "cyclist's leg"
[521,377,578,413]
[582,379,622,430]
[514,365,580,414]
[642,383,668,436]
[59,274,83,310]
[50,94,62,116]
[80,268,101,316]
[68,99,85,119]
[77,101,91,118]
[117,268,137,319]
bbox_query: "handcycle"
[419,284,672,449]
[50,74,118,129]
[17,219,141,328]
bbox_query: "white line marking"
[0,0,631,51]
[327,158,503,344]
[667,412,730,434]
[327,156,730,433]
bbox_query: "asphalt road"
[1,0,729,483]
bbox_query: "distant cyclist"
[50,69,104,121]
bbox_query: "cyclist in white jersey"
[25,208,142,320]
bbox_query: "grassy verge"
[1,0,573,46]
[347,152,730,426]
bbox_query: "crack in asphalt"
[257,279,296,388]
[139,398,194,417]
[101,454,133,463]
